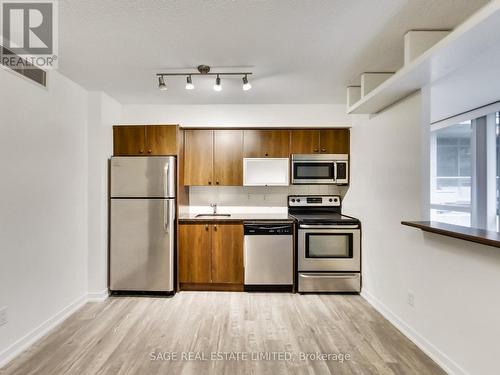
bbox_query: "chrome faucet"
[210,203,217,214]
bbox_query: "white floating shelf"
[347,1,500,115]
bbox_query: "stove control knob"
[297,199,301,203]
[291,199,296,203]
[329,198,333,202]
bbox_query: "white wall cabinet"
[243,158,289,186]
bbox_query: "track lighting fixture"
[158,76,167,91]
[213,75,222,92]
[156,65,252,92]
[242,74,252,91]
[185,75,194,90]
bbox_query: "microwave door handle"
[333,162,337,183]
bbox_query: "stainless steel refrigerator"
[110,156,176,292]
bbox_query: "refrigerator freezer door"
[110,198,175,292]
[110,156,176,198]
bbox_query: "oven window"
[305,233,353,258]
[294,163,334,179]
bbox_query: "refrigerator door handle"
[164,162,169,198]
[164,199,170,233]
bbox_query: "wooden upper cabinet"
[146,125,177,155]
[184,129,243,186]
[214,130,243,186]
[243,130,290,158]
[113,126,146,155]
[178,223,211,284]
[290,129,350,154]
[184,130,214,186]
[113,125,178,156]
[290,130,320,154]
[320,129,350,154]
[211,223,243,284]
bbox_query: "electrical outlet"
[0,307,7,327]
[407,292,415,307]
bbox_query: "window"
[431,121,472,226]
[497,112,500,230]
[431,111,500,231]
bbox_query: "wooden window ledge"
[401,221,500,248]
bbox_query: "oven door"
[292,161,336,184]
[298,225,360,272]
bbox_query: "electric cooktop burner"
[288,212,360,225]
[287,195,359,225]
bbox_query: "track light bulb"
[213,75,222,92]
[158,76,167,91]
[185,75,194,90]
[242,75,252,91]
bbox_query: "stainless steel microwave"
[292,154,349,185]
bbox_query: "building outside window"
[430,110,500,231]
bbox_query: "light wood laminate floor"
[0,293,444,375]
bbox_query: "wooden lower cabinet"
[178,223,211,283]
[211,223,244,284]
[178,223,243,291]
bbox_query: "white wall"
[87,93,121,298]
[0,69,90,364]
[344,92,500,375]
[120,104,350,127]
[430,43,500,123]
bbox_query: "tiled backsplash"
[188,185,348,207]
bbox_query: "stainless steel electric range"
[288,195,361,293]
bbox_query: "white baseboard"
[87,289,109,302]
[0,295,87,369]
[0,290,108,369]
[361,290,468,375]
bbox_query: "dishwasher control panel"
[244,223,293,235]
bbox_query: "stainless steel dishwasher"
[243,222,294,291]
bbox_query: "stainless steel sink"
[195,213,231,218]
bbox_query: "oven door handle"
[300,274,359,279]
[299,224,359,229]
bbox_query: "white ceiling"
[58,0,489,105]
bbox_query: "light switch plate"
[407,292,415,307]
[0,307,7,327]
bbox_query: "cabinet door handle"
[214,224,217,231]
[208,181,212,185]
[216,181,220,185]
[139,150,144,154]
[265,152,268,157]
[148,149,152,154]
[313,148,319,153]
[321,148,326,152]
[205,224,209,231]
